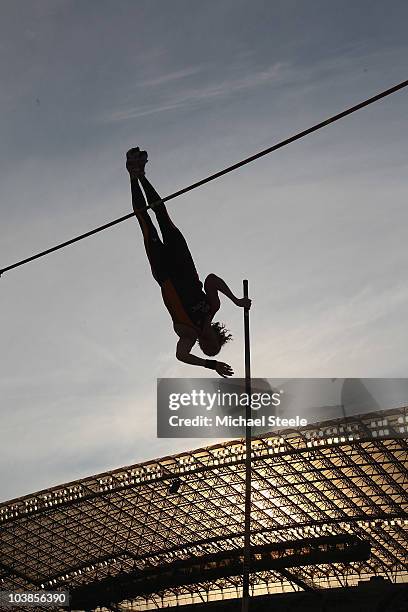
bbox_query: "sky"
[1,0,408,502]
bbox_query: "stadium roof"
[1,407,407,610]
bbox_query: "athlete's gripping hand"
[215,362,234,378]
[235,297,252,309]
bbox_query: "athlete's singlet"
[161,277,211,333]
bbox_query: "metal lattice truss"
[1,408,407,610]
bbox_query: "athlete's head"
[199,322,233,356]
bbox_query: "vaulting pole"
[242,279,251,612]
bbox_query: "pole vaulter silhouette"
[126,147,251,378]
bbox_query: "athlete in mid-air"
[126,147,251,378]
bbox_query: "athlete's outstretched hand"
[215,362,234,378]
[235,297,252,309]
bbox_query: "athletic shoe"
[126,147,148,177]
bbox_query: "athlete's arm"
[176,336,234,378]
[204,274,251,310]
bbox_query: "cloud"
[102,62,286,122]
[141,66,205,87]
[254,281,408,377]
[99,41,408,125]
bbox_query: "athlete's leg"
[130,177,167,284]
[138,175,177,241]
[138,175,200,282]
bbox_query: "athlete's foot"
[126,147,148,178]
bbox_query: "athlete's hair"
[212,321,233,347]
[198,322,233,355]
